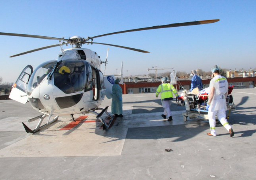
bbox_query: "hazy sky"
[1,0,256,83]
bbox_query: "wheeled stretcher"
[180,86,235,122]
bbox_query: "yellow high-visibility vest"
[156,83,178,100]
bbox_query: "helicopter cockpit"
[53,60,92,94]
[27,60,94,95]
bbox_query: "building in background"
[120,76,256,94]
[226,69,256,78]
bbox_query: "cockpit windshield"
[27,60,57,93]
[53,60,92,94]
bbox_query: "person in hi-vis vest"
[156,77,178,121]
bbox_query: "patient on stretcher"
[178,86,234,106]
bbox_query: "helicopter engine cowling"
[59,48,101,70]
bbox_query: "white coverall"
[162,100,172,119]
[208,75,232,136]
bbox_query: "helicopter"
[1,19,219,133]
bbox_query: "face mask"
[190,73,194,77]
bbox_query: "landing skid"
[22,114,59,133]
[91,106,116,130]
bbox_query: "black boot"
[161,114,166,119]
[168,116,173,121]
[229,128,234,137]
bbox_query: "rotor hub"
[68,36,87,48]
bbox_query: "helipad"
[0,89,256,179]
[0,102,184,157]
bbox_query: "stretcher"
[178,86,235,122]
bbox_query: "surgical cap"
[161,77,167,83]
[191,70,197,75]
[115,78,120,84]
[211,65,219,73]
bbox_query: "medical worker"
[207,65,234,137]
[156,77,178,121]
[111,78,123,117]
[190,70,203,92]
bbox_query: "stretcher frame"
[182,92,235,122]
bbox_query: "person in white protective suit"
[207,65,234,137]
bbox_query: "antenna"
[103,48,109,75]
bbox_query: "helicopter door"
[92,68,101,101]
[9,65,33,104]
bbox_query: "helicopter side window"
[27,61,57,93]
[84,63,92,92]
[37,67,53,85]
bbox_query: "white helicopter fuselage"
[10,48,114,117]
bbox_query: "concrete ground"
[0,88,256,179]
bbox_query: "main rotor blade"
[10,43,64,58]
[0,32,67,41]
[92,42,149,53]
[91,19,219,39]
